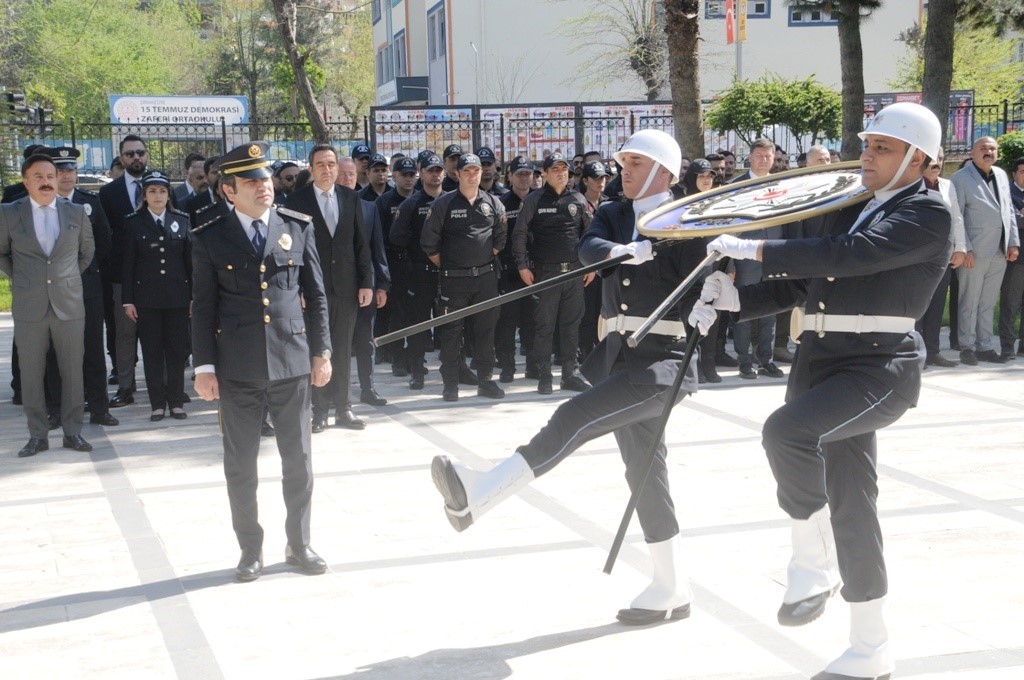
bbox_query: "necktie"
[322,190,336,236]
[40,205,58,255]
[156,217,164,237]
[251,219,266,256]
[133,180,142,210]
[848,198,881,234]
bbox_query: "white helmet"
[614,129,683,184]
[858,102,942,160]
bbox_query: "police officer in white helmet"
[693,102,952,679]
[431,129,709,625]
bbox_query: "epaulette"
[191,212,224,235]
[76,187,98,197]
[168,207,189,218]
[275,205,312,222]
[124,208,142,219]
[195,201,219,216]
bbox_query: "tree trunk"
[837,0,865,161]
[922,0,958,147]
[271,0,330,143]
[663,0,704,160]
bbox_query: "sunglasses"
[122,149,147,158]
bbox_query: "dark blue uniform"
[495,189,537,378]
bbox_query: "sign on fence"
[109,95,249,125]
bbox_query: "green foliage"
[705,76,840,151]
[323,6,375,125]
[997,131,1024,172]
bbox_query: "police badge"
[568,203,578,217]
[479,202,492,217]
[278,234,293,251]
[170,221,180,233]
[83,203,92,216]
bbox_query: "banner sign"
[109,95,249,125]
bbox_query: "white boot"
[778,505,842,625]
[616,535,693,625]
[818,598,894,680]
[431,452,534,532]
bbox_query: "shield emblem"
[568,203,578,217]
[479,202,492,217]
[171,221,180,233]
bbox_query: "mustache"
[39,185,55,191]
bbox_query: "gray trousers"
[957,254,1006,352]
[111,283,138,389]
[15,306,85,438]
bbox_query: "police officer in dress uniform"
[191,142,332,582]
[375,156,419,375]
[511,152,594,394]
[430,130,706,625]
[695,102,952,680]
[495,156,539,382]
[121,171,193,421]
[389,153,446,390]
[420,153,507,402]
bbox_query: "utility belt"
[597,314,686,342]
[790,308,916,342]
[532,260,580,273]
[440,262,495,278]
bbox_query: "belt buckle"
[615,314,626,334]
[814,312,825,336]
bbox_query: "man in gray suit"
[0,154,95,457]
[950,137,1021,365]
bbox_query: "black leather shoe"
[458,364,478,385]
[17,438,48,458]
[150,410,165,422]
[62,435,92,452]
[312,415,329,433]
[758,362,785,378]
[285,544,327,575]
[335,409,366,430]
[925,353,958,368]
[236,548,263,582]
[537,376,553,395]
[560,375,589,392]
[777,585,839,626]
[170,408,187,420]
[477,380,505,399]
[703,366,722,383]
[442,387,459,402]
[959,349,978,366]
[47,413,61,430]
[109,390,134,407]
[108,371,118,386]
[739,363,758,379]
[499,367,515,383]
[409,375,425,390]
[90,412,119,426]
[261,421,275,437]
[977,349,1009,364]
[715,352,739,368]
[616,603,691,626]
[360,389,387,406]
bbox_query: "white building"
[372,0,926,107]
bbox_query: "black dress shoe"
[360,389,387,406]
[537,376,553,394]
[17,438,48,458]
[477,380,505,399]
[236,548,263,582]
[616,603,691,626]
[976,349,1009,363]
[261,421,275,437]
[335,409,366,430]
[312,415,329,433]
[738,363,758,379]
[498,367,515,383]
[777,585,839,626]
[285,544,327,575]
[170,408,187,420]
[90,412,119,426]
[560,375,589,392]
[925,353,958,368]
[442,388,459,402]
[47,413,61,430]
[409,375,425,390]
[758,362,785,378]
[150,411,165,422]
[715,352,739,368]
[959,349,978,366]
[108,371,118,385]
[109,390,134,407]
[62,435,93,452]
[458,364,478,385]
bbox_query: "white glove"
[700,271,740,311]
[707,234,761,261]
[687,300,717,336]
[609,240,654,265]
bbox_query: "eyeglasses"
[122,150,147,158]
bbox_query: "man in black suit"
[285,145,373,432]
[192,142,332,582]
[50,147,118,426]
[99,135,149,407]
[184,157,220,224]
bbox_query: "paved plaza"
[0,314,1021,680]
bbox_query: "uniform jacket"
[184,188,216,225]
[285,183,373,300]
[950,162,1019,258]
[190,207,330,383]
[0,196,95,321]
[389,190,440,267]
[578,198,705,390]
[421,190,507,269]
[68,188,111,301]
[359,198,391,292]
[738,180,952,405]
[172,182,194,206]
[122,207,192,308]
[510,184,591,269]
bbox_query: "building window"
[427,5,445,61]
[789,7,838,26]
[394,30,407,78]
[705,0,771,19]
[376,43,394,86]
[372,0,381,24]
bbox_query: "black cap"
[689,158,713,175]
[394,157,417,174]
[48,147,81,168]
[368,153,388,168]
[24,144,49,159]
[141,170,171,188]
[416,149,434,163]
[420,153,443,170]
[352,144,372,160]
[508,156,534,174]
[273,161,298,177]
[542,152,570,170]
[475,147,496,163]
[443,144,463,159]
[457,153,482,170]
[581,161,607,180]
[217,141,273,179]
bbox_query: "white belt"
[597,315,686,341]
[790,308,915,341]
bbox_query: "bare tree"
[663,0,703,159]
[483,55,543,104]
[271,0,329,142]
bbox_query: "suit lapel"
[17,199,47,255]
[224,210,260,258]
[264,211,284,258]
[968,163,999,206]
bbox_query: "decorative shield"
[638,161,872,239]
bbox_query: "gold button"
[260,264,266,273]
[261,282,268,290]
[264,315,270,323]
[226,264,233,270]
[263,298,270,306]
[288,259,294,265]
